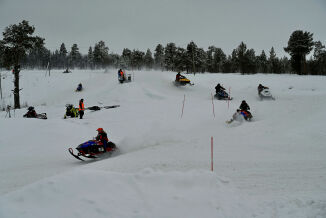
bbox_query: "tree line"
[1,21,326,76]
[0,20,325,108]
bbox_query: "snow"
[0,69,326,218]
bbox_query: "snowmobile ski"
[68,148,85,161]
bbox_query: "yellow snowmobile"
[174,75,194,86]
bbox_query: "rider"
[118,69,125,81]
[79,99,85,119]
[25,106,37,118]
[258,84,268,94]
[76,83,82,91]
[176,72,186,81]
[96,128,109,152]
[215,83,226,94]
[239,100,251,119]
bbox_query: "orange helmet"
[97,128,103,132]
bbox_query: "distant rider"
[176,72,185,81]
[24,106,37,118]
[76,83,82,91]
[96,128,109,152]
[215,83,225,94]
[258,84,268,94]
[118,69,125,81]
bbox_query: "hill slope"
[0,69,325,217]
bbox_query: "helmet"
[80,99,84,102]
[242,100,246,103]
[97,128,103,132]
[28,106,34,111]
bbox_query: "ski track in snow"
[0,69,326,218]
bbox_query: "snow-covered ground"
[0,69,325,218]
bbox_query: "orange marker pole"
[211,136,214,171]
[228,87,231,109]
[181,94,185,118]
[211,93,215,118]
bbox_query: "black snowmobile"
[63,68,71,73]
[68,140,117,161]
[23,106,47,119]
[214,90,233,100]
[64,104,79,119]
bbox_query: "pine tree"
[87,46,94,69]
[257,50,268,73]
[69,43,81,69]
[269,47,279,73]
[131,49,145,70]
[245,48,257,74]
[154,44,164,70]
[0,20,44,108]
[59,43,68,69]
[143,49,154,69]
[221,55,233,73]
[93,41,109,68]
[234,42,247,74]
[312,41,326,75]
[284,30,314,74]
[212,48,226,73]
[121,48,132,69]
[164,43,177,71]
[174,47,187,72]
[206,46,216,73]
[197,48,207,73]
[186,41,198,73]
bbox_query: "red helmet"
[97,128,103,132]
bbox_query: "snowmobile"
[86,105,120,111]
[76,83,83,92]
[23,106,47,119]
[64,104,79,119]
[118,72,132,83]
[63,68,71,73]
[174,77,194,86]
[226,110,253,124]
[259,88,275,100]
[68,140,117,161]
[214,90,233,100]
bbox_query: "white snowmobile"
[259,88,275,100]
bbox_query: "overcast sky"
[0,0,325,57]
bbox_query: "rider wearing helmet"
[239,100,251,120]
[96,128,109,152]
[215,83,225,94]
[25,106,37,118]
[258,84,268,94]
